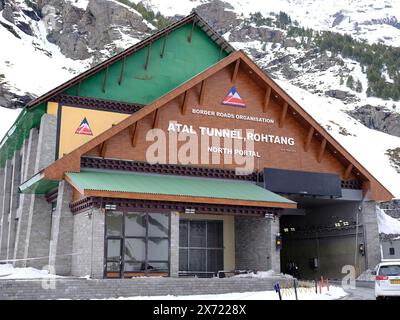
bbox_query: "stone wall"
[234,216,280,272]
[71,208,105,278]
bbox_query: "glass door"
[105,210,170,278]
[106,238,122,278]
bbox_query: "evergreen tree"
[346,75,354,90]
[355,80,363,93]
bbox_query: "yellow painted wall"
[179,213,235,271]
[57,105,130,158]
[47,101,58,115]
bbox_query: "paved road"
[340,285,375,300]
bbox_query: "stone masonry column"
[361,201,381,270]
[90,208,105,279]
[48,181,73,275]
[6,150,22,260]
[170,211,180,277]
[0,160,12,261]
[24,114,57,269]
[71,208,105,278]
[14,128,39,266]
[235,216,281,273]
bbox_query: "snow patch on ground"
[110,286,347,300]
[377,207,400,235]
[0,263,62,279]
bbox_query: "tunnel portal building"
[0,13,393,280]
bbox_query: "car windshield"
[379,265,400,276]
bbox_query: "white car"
[373,261,400,300]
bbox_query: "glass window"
[379,265,400,276]
[107,239,121,260]
[107,262,120,272]
[106,211,123,236]
[179,221,188,247]
[207,249,223,272]
[148,238,169,261]
[125,213,146,237]
[179,249,188,271]
[207,221,223,248]
[124,262,143,272]
[190,221,206,247]
[189,249,206,272]
[148,213,169,237]
[389,247,395,256]
[179,220,224,276]
[147,262,169,273]
[124,238,145,261]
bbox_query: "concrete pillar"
[6,150,22,260]
[0,160,12,261]
[48,181,73,275]
[170,211,179,277]
[23,114,57,269]
[14,129,39,266]
[361,201,381,270]
[235,216,281,273]
[71,208,105,278]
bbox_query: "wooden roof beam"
[102,65,109,93]
[144,42,152,70]
[152,109,160,129]
[160,33,168,58]
[187,19,196,42]
[131,122,139,147]
[199,81,206,105]
[118,57,126,85]
[100,141,107,158]
[304,127,314,152]
[317,138,327,163]
[263,86,271,113]
[181,91,188,115]
[344,163,354,180]
[231,59,240,84]
[279,101,288,128]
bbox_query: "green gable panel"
[0,104,46,168]
[64,24,229,104]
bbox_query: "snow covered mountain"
[1,0,400,200]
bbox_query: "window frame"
[104,210,170,278]
[178,219,224,277]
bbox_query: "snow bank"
[0,263,62,279]
[111,286,347,300]
[376,207,400,235]
[233,270,293,279]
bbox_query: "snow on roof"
[377,207,400,235]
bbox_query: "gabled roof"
[26,12,235,109]
[0,12,235,168]
[40,50,394,201]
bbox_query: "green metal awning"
[18,172,59,194]
[65,170,296,208]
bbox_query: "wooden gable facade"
[40,50,393,202]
